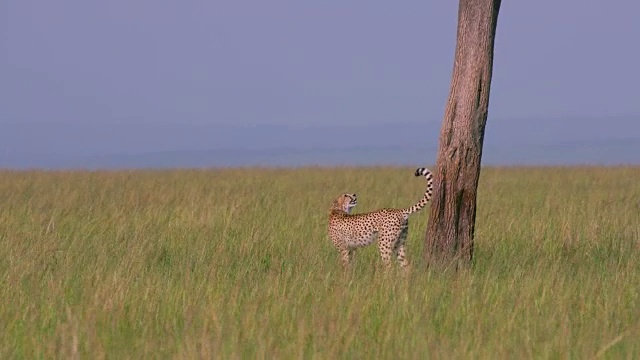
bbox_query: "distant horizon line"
[2,113,639,127]
[2,164,639,172]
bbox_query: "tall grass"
[0,166,638,359]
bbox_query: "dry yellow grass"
[0,166,639,359]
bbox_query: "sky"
[1,0,639,165]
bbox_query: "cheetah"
[328,167,434,269]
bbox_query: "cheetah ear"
[332,196,342,209]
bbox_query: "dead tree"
[424,0,502,267]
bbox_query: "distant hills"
[1,115,638,169]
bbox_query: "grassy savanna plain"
[0,166,639,359]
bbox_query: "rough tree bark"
[424,0,501,268]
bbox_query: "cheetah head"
[332,193,357,214]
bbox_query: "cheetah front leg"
[338,247,353,268]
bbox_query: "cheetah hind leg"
[394,227,410,269]
[377,236,394,269]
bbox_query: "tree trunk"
[424,0,501,268]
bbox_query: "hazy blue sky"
[3,0,639,126]
[1,0,639,167]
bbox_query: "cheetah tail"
[406,167,434,214]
